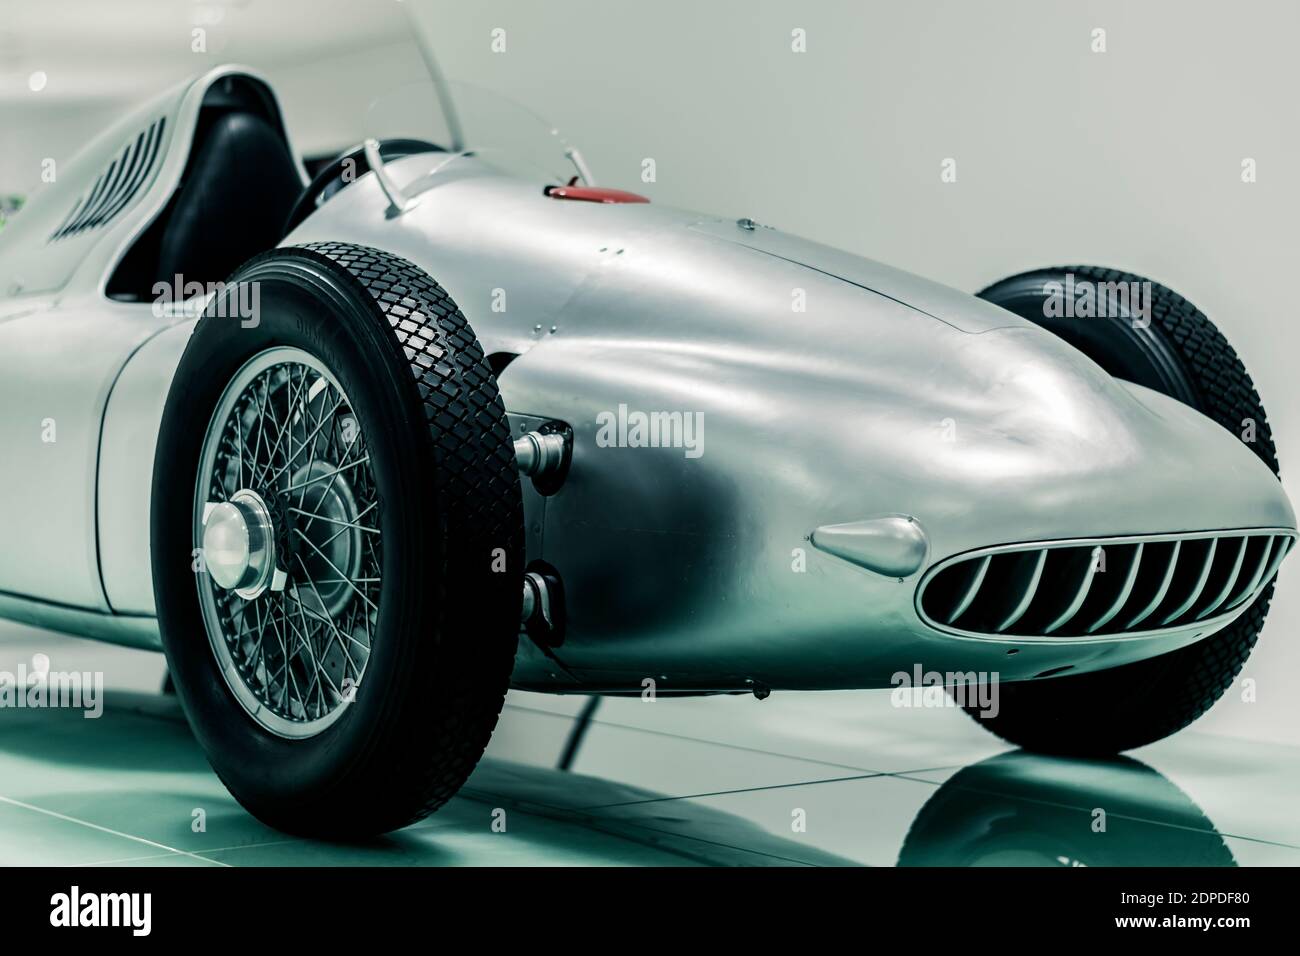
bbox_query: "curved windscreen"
[364,77,587,185]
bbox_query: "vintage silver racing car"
[0,56,1292,836]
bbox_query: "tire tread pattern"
[295,241,522,832]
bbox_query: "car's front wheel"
[152,242,523,836]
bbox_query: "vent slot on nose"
[1153,538,1217,626]
[918,531,1294,640]
[1076,543,1143,633]
[924,554,990,624]
[946,549,1045,634]
[1194,536,1249,621]
[1011,547,1095,635]
[1120,540,1179,629]
[1225,535,1283,610]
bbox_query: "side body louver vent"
[918,530,1294,640]
[48,117,166,243]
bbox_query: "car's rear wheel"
[152,242,523,836]
[964,266,1282,754]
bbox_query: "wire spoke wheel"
[155,244,521,836]
[195,346,381,738]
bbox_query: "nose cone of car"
[862,324,1295,560]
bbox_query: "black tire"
[964,265,1280,755]
[152,242,523,836]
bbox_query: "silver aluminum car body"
[0,66,1293,694]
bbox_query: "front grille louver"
[919,531,1294,639]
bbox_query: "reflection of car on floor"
[0,46,1292,835]
[898,752,1235,867]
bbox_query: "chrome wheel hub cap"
[195,347,381,739]
[202,490,277,597]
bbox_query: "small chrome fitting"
[521,571,551,627]
[514,431,568,478]
[520,566,565,647]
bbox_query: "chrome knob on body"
[513,431,568,478]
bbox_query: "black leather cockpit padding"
[154,111,301,288]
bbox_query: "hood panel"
[689,217,1025,333]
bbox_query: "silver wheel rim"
[195,347,381,739]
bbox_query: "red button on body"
[545,185,650,204]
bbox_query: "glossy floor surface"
[0,624,1296,866]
